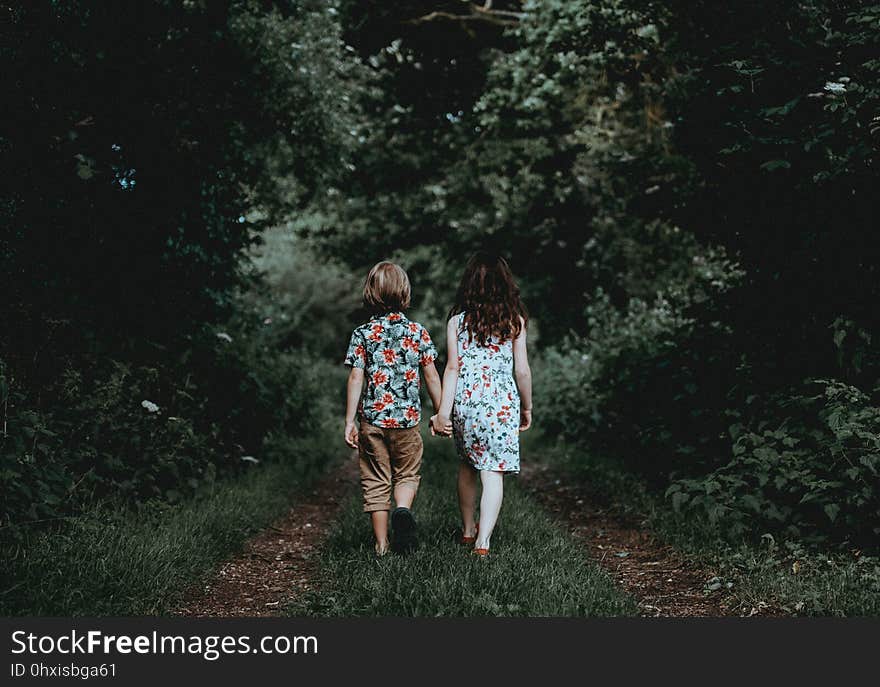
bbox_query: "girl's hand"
[430,414,452,437]
[344,420,359,449]
[519,409,532,432]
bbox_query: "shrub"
[536,250,879,549]
[537,244,745,482]
[667,380,880,548]
[0,312,341,544]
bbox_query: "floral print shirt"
[344,311,437,429]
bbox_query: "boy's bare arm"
[422,362,442,415]
[344,367,364,448]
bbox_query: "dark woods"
[0,1,362,535]
[2,1,879,553]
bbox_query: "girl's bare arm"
[433,317,460,433]
[512,317,532,431]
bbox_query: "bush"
[1,357,217,524]
[668,380,880,548]
[537,245,745,482]
[535,244,879,549]
[0,311,342,544]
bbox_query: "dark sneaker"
[390,506,418,554]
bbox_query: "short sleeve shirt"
[344,311,437,428]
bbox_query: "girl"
[431,252,532,556]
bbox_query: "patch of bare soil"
[173,458,358,617]
[521,463,782,617]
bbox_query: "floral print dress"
[452,312,520,473]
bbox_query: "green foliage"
[0,2,361,539]
[3,0,879,576]
[536,246,745,476]
[505,0,880,548]
[1,0,363,346]
[658,1,880,382]
[307,0,677,336]
[723,537,880,618]
[244,223,363,358]
[0,310,342,541]
[1,356,216,531]
[305,0,880,551]
[538,295,880,548]
[668,380,880,546]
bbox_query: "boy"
[343,261,442,556]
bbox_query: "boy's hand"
[519,409,532,432]
[344,420,359,449]
[430,413,452,437]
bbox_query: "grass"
[287,433,638,617]
[1,450,337,616]
[539,441,880,617]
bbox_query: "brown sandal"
[460,524,479,545]
[472,547,490,558]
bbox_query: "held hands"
[344,420,359,449]
[430,413,453,437]
[430,410,527,435]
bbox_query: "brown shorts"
[358,421,423,512]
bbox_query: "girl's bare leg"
[475,470,503,550]
[457,463,479,537]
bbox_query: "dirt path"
[173,448,779,618]
[173,458,358,617]
[520,463,778,617]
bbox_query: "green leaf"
[761,97,800,117]
[671,491,689,511]
[823,503,840,523]
[760,160,791,171]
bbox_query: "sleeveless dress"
[452,312,521,473]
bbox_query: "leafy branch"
[406,1,525,28]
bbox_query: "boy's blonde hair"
[363,261,411,313]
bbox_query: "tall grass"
[1,449,337,616]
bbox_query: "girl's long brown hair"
[448,252,528,345]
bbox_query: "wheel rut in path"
[521,463,782,617]
[173,457,357,617]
